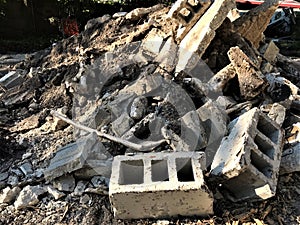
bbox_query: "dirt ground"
[0,3,300,225]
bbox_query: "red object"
[62,17,79,37]
[236,0,300,8]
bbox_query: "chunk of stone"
[19,162,33,176]
[7,176,19,186]
[233,0,279,48]
[0,186,21,204]
[45,185,65,200]
[207,64,236,92]
[53,175,76,192]
[280,143,300,174]
[44,132,112,181]
[74,181,88,196]
[267,103,286,126]
[228,46,265,100]
[197,100,228,166]
[0,70,25,90]
[14,185,46,210]
[176,0,235,73]
[111,113,134,137]
[130,96,148,120]
[260,41,279,63]
[180,110,207,151]
[0,172,8,181]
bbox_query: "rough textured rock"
[14,185,46,210]
[228,46,265,100]
[233,0,279,48]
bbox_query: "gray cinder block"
[210,107,284,201]
[109,151,213,219]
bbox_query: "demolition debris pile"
[0,0,300,224]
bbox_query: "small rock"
[11,169,23,177]
[53,175,76,192]
[7,176,19,186]
[0,186,21,204]
[19,162,33,176]
[14,185,46,210]
[45,186,65,200]
[130,96,148,120]
[91,176,109,188]
[80,194,91,204]
[74,181,88,196]
[22,152,33,160]
[0,172,9,181]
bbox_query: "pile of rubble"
[0,0,300,224]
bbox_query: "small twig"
[51,110,165,152]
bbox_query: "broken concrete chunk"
[197,100,228,167]
[180,110,207,151]
[46,185,65,200]
[267,103,286,127]
[111,113,134,137]
[108,92,136,119]
[74,181,88,196]
[130,96,148,120]
[233,0,279,48]
[19,162,33,176]
[176,0,235,73]
[280,143,300,174]
[0,172,8,182]
[228,47,265,100]
[210,107,283,201]
[14,185,46,210]
[207,64,236,92]
[168,0,212,41]
[260,41,279,64]
[84,14,111,30]
[53,175,76,192]
[109,152,212,219]
[141,28,166,58]
[44,132,112,181]
[0,186,21,204]
[0,70,25,90]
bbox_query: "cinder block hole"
[250,150,273,178]
[187,0,202,12]
[254,134,275,159]
[119,160,144,185]
[176,158,195,182]
[257,115,279,143]
[151,160,169,182]
[179,8,193,23]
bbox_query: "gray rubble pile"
[0,0,300,222]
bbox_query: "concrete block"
[109,152,213,219]
[176,0,235,73]
[228,46,265,100]
[210,107,283,201]
[233,0,279,48]
[168,0,212,41]
[44,132,112,181]
[261,41,279,63]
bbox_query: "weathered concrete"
[228,47,265,100]
[14,185,46,210]
[233,0,279,48]
[109,152,213,219]
[176,0,235,73]
[197,100,228,167]
[0,186,21,204]
[210,107,283,201]
[168,0,212,41]
[44,132,112,181]
[260,41,279,64]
